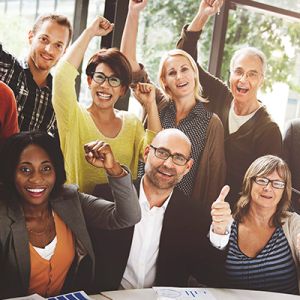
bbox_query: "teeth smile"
[177,82,188,87]
[26,188,45,193]
[96,92,112,100]
[159,170,173,177]
[237,87,249,93]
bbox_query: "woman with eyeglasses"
[210,155,300,294]
[52,16,161,194]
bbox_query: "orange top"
[28,212,75,297]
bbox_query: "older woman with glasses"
[52,16,161,194]
[211,155,300,294]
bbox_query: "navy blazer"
[90,179,222,293]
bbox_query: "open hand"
[211,185,232,235]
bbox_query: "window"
[254,0,300,13]
[78,0,105,107]
[0,0,75,58]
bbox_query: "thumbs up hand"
[211,185,233,235]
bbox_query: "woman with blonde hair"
[120,0,226,230]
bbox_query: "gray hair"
[230,47,267,76]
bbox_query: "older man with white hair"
[176,0,282,207]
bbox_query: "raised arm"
[121,0,167,121]
[133,83,162,132]
[52,17,114,140]
[82,140,141,229]
[176,0,231,125]
[188,0,223,32]
[120,0,147,72]
[65,16,113,69]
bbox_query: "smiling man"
[0,14,72,133]
[176,0,283,207]
[90,128,223,292]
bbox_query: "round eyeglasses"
[91,72,121,87]
[231,68,261,80]
[150,145,189,166]
[253,177,285,189]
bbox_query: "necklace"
[27,214,51,235]
[26,211,55,246]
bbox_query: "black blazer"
[89,179,223,293]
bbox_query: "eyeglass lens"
[92,72,121,87]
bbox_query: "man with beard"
[89,128,228,292]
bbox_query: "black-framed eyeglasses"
[150,145,190,166]
[90,72,121,87]
[253,177,285,189]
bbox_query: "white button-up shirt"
[120,178,172,289]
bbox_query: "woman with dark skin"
[0,131,140,298]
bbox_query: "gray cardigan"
[282,212,300,294]
[0,173,140,298]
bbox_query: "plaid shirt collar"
[20,58,53,90]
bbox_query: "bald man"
[90,128,224,292]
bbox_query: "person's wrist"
[196,10,210,21]
[144,100,156,111]
[106,163,127,177]
[84,27,96,40]
[212,226,229,236]
[128,9,141,18]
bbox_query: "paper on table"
[47,291,92,300]
[4,291,92,300]
[153,287,216,300]
[4,294,45,300]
